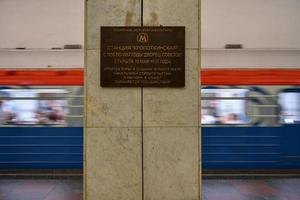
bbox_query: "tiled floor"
[203,178,300,200]
[0,177,83,200]
[0,177,299,200]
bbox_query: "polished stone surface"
[86,0,143,199]
[87,0,141,50]
[142,0,201,199]
[143,127,200,200]
[143,0,199,49]
[85,128,142,200]
[143,50,199,127]
[86,50,141,128]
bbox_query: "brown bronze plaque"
[101,26,185,87]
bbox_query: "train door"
[278,89,300,168]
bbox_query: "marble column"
[85,0,142,200]
[143,0,201,199]
[85,0,201,200]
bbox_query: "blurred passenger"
[201,109,216,124]
[35,111,50,124]
[220,113,244,124]
[0,100,4,124]
[38,100,65,124]
[0,100,17,124]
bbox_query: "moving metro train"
[0,69,299,173]
[0,70,83,169]
[202,69,300,172]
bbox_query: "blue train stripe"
[0,127,83,169]
[202,126,300,169]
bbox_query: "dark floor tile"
[245,194,289,200]
[201,195,208,200]
[44,192,83,200]
[282,192,300,200]
[203,178,300,200]
[59,178,83,192]
[205,193,247,200]
[268,178,300,196]
[0,180,22,199]
[203,180,246,200]
[202,179,238,194]
[4,180,57,200]
[231,179,277,196]
[1,176,299,200]
[243,195,266,200]
[43,179,83,200]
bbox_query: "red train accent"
[0,69,83,86]
[0,69,300,86]
[201,69,300,85]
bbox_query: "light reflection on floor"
[202,178,300,200]
[0,177,300,200]
[0,177,83,200]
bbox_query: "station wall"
[1,0,299,69]
[202,0,300,49]
[202,0,300,68]
[0,0,84,68]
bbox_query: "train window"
[0,87,83,126]
[201,89,249,125]
[279,90,300,124]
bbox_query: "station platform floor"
[0,176,299,200]
[0,177,83,200]
[203,177,300,200]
